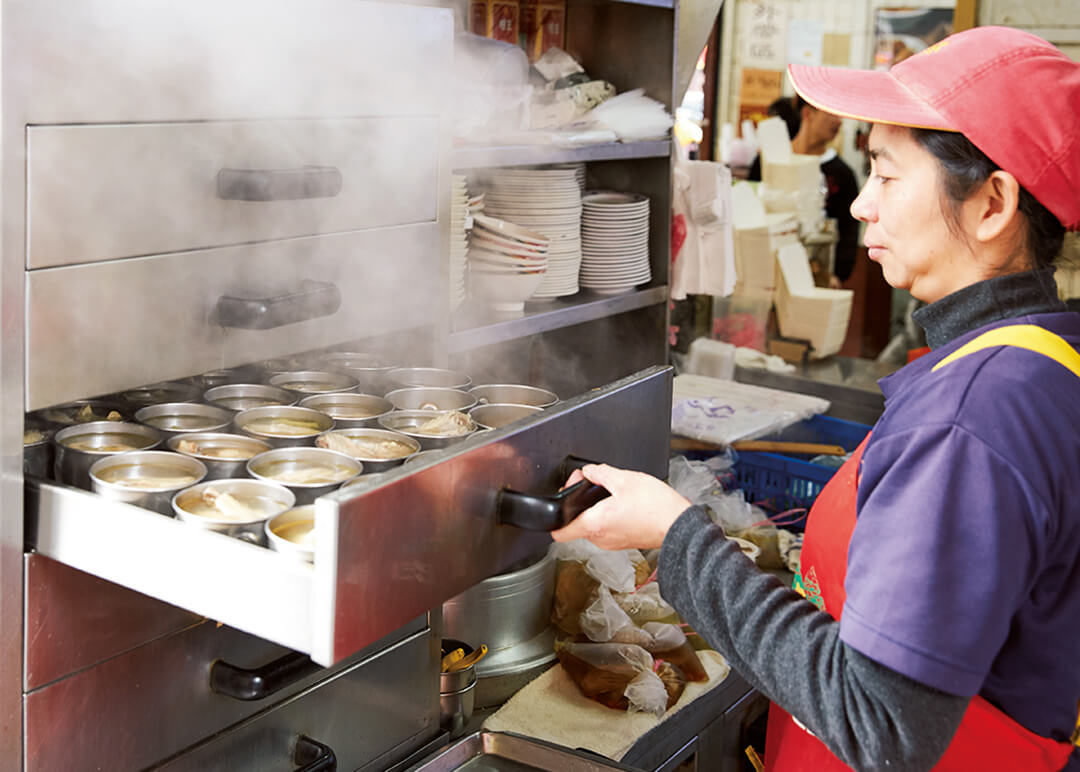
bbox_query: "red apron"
[762,435,1076,771]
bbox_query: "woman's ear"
[971,170,1022,245]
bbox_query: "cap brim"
[788,64,956,131]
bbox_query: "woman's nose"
[851,180,876,223]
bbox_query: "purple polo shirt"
[841,311,1080,741]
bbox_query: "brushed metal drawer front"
[151,627,438,772]
[23,617,429,772]
[28,119,438,269]
[25,223,439,410]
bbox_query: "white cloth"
[671,158,736,300]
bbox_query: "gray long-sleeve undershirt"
[658,505,969,771]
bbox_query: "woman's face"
[851,123,976,302]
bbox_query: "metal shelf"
[452,139,671,170]
[448,285,668,352]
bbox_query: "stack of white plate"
[474,168,582,300]
[450,174,469,311]
[468,192,485,216]
[468,214,550,313]
[579,191,651,295]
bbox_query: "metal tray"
[410,731,640,771]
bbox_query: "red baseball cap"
[788,26,1080,230]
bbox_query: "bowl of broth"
[90,450,207,515]
[54,421,162,489]
[172,478,295,544]
[248,447,362,505]
[234,406,334,448]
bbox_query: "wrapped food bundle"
[555,640,694,715]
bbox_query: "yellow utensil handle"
[447,644,488,672]
[440,648,464,672]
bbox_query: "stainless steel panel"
[24,617,428,772]
[313,365,673,664]
[409,731,638,771]
[24,554,200,691]
[7,0,452,124]
[152,626,438,772]
[26,224,440,410]
[28,119,438,269]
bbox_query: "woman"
[552,26,1080,771]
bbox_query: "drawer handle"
[210,651,322,701]
[294,735,337,772]
[497,457,610,532]
[215,280,341,330]
[217,165,343,201]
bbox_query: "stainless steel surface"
[318,427,421,472]
[134,402,233,440]
[153,625,438,772]
[451,139,671,171]
[53,420,163,489]
[248,447,362,506]
[267,370,358,397]
[173,478,296,545]
[440,678,476,741]
[409,731,638,771]
[167,432,273,480]
[386,387,479,412]
[90,450,208,516]
[469,384,559,409]
[265,506,316,564]
[234,405,334,448]
[378,409,479,450]
[448,286,669,354]
[298,392,394,428]
[23,421,53,480]
[388,367,473,390]
[470,404,543,430]
[316,365,672,664]
[202,383,298,413]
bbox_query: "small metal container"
[469,383,558,408]
[386,367,472,391]
[119,381,202,409]
[315,352,397,395]
[378,409,477,450]
[203,383,298,413]
[469,403,543,430]
[402,449,446,467]
[34,399,131,430]
[385,387,478,412]
[248,447,362,505]
[267,370,358,397]
[23,420,54,480]
[234,406,334,448]
[167,432,272,480]
[134,402,233,440]
[439,638,478,740]
[54,421,162,489]
[316,428,420,472]
[172,478,295,545]
[298,393,393,429]
[265,505,316,563]
[89,450,207,515]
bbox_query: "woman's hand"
[550,464,692,550]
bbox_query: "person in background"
[553,26,1080,771]
[746,96,801,181]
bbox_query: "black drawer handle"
[215,280,341,330]
[497,456,610,532]
[210,651,322,701]
[217,165,343,201]
[294,735,337,772]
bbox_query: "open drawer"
[29,366,672,666]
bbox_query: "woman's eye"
[874,174,892,185]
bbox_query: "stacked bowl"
[579,191,652,295]
[468,215,550,313]
[450,174,470,311]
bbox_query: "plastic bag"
[655,661,688,709]
[549,539,642,593]
[641,622,708,682]
[580,586,636,642]
[552,559,599,635]
[614,582,676,625]
[556,641,669,716]
[732,525,783,569]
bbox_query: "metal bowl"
[134,402,233,440]
[23,420,55,480]
[385,387,478,412]
[316,428,420,472]
[254,355,313,377]
[268,370,359,397]
[89,450,207,515]
[402,449,447,467]
[469,403,543,430]
[298,393,393,429]
[265,506,316,563]
[118,381,201,409]
[203,383,298,413]
[53,421,162,489]
[167,432,272,480]
[386,367,472,391]
[469,384,558,408]
[173,478,295,545]
[33,399,131,430]
[187,366,261,391]
[314,352,397,395]
[377,409,477,450]
[234,406,334,449]
[248,447,362,505]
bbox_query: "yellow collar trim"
[931,324,1080,378]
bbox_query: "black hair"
[768,96,801,140]
[911,128,1065,268]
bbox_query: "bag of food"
[552,559,599,635]
[580,586,636,642]
[613,582,676,624]
[655,660,688,708]
[556,641,669,716]
[641,622,708,682]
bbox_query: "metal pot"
[172,478,295,545]
[247,447,362,505]
[314,351,397,395]
[118,380,201,409]
[267,370,358,397]
[469,383,558,408]
[377,409,477,450]
[386,367,471,390]
[89,450,207,515]
[469,403,542,430]
[134,402,233,440]
[53,421,162,489]
[23,420,54,480]
[187,366,262,391]
[234,406,334,448]
[385,387,478,412]
[33,399,131,430]
[316,428,420,472]
[298,393,393,429]
[265,505,316,563]
[166,432,272,480]
[202,383,298,413]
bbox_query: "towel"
[483,649,731,761]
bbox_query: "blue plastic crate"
[732,415,871,525]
